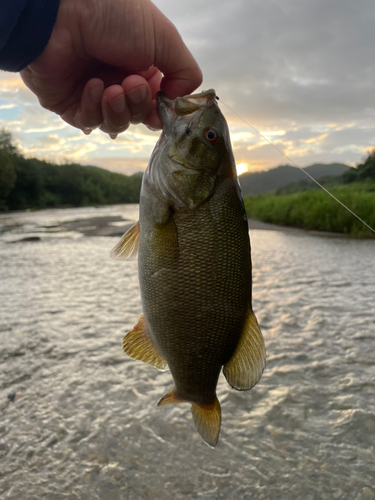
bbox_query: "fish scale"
[142,187,248,365]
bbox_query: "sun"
[236,163,248,176]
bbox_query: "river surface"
[0,205,374,500]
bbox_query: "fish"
[111,89,266,447]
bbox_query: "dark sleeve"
[0,0,60,72]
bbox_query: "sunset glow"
[236,163,248,176]
[0,0,373,175]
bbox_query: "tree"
[0,129,18,155]
[0,149,17,208]
[343,150,375,183]
[357,150,375,180]
[7,157,44,209]
[0,129,142,209]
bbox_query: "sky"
[0,0,374,175]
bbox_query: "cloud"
[0,73,25,91]
[0,103,17,110]
[156,0,375,127]
[1,0,374,172]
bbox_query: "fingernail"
[90,84,104,103]
[131,113,143,125]
[127,86,147,104]
[146,124,160,132]
[109,94,126,113]
[110,134,117,140]
[83,129,92,135]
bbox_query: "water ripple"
[0,206,374,499]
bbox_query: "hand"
[20,0,202,138]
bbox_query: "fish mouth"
[168,155,203,172]
[168,156,184,168]
[157,90,217,126]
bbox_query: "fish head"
[156,89,235,177]
[143,90,238,209]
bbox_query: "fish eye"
[205,128,219,144]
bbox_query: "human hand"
[20,0,202,138]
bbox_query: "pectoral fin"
[223,307,266,391]
[110,221,140,260]
[157,389,221,448]
[123,315,167,371]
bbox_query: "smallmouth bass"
[111,89,266,447]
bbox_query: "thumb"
[150,3,202,98]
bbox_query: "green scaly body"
[139,177,252,405]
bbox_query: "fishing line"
[219,99,375,235]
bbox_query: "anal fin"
[110,221,140,260]
[223,307,266,391]
[157,389,183,406]
[123,315,167,371]
[157,389,221,448]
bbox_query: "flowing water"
[0,205,374,500]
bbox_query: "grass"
[243,181,375,237]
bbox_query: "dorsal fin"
[123,315,167,371]
[110,221,140,260]
[223,307,266,390]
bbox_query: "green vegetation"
[342,151,375,183]
[244,152,375,237]
[274,175,344,195]
[238,162,349,196]
[0,130,142,210]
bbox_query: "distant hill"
[238,163,351,196]
[0,130,143,210]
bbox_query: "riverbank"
[0,205,139,244]
[244,181,375,238]
[247,218,355,238]
[3,212,358,244]
[2,207,370,244]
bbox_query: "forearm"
[0,0,59,72]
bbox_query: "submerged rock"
[9,236,41,243]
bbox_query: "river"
[0,205,374,500]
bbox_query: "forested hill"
[243,151,375,236]
[0,131,142,211]
[239,163,350,196]
[0,129,358,211]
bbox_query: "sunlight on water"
[0,205,374,500]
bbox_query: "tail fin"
[191,398,221,448]
[157,389,221,448]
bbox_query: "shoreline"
[246,218,370,238]
[60,215,374,239]
[2,210,372,241]
[68,215,363,239]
